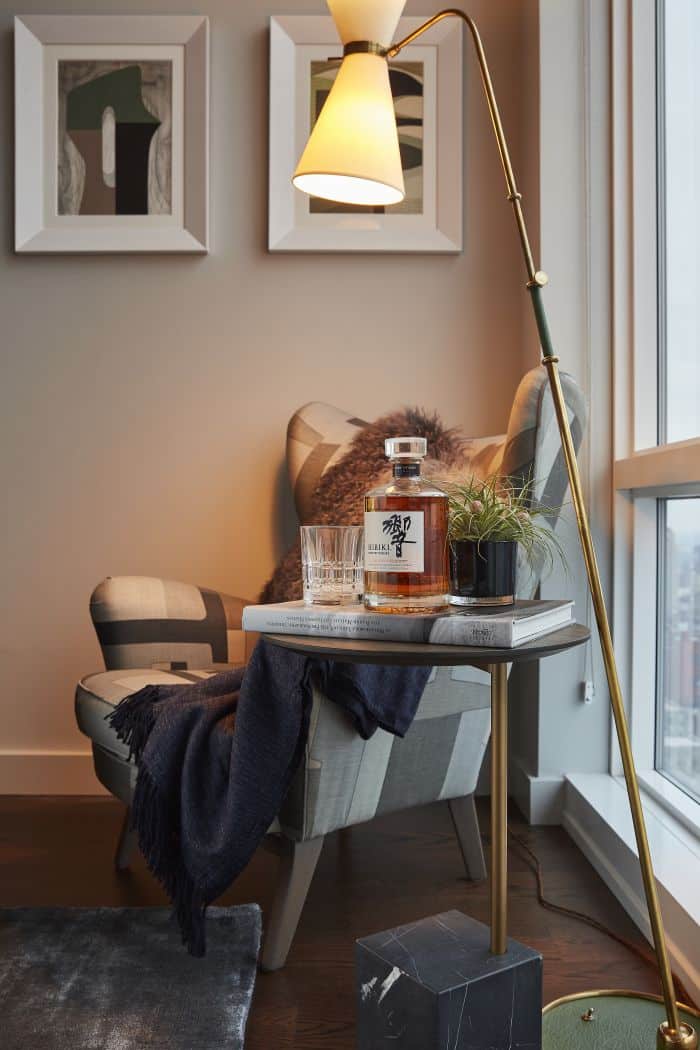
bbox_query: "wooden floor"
[0,796,661,1049]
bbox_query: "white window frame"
[612,0,700,836]
[555,0,700,1004]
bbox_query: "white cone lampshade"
[292,0,407,207]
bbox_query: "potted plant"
[446,475,565,606]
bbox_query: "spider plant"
[446,474,567,575]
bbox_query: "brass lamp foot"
[543,991,699,1050]
[657,1021,699,1050]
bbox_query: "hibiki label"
[364,511,425,573]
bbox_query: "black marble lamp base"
[356,910,542,1050]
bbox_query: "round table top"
[264,622,590,667]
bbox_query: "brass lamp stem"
[388,10,695,1047]
[389,9,543,285]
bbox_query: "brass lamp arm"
[388,9,542,286]
[384,8,693,1047]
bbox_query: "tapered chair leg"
[260,836,324,972]
[114,807,139,872]
[448,794,487,882]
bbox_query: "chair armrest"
[278,671,492,841]
[90,576,254,671]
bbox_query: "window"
[658,0,700,444]
[657,498,700,803]
[614,0,700,832]
[655,1,700,807]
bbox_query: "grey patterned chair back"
[288,366,585,531]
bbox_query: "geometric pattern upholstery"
[502,367,588,595]
[500,366,587,515]
[279,667,492,841]
[90,576,255,670]
[287,367,587,532]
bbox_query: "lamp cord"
[504,827,698,1011]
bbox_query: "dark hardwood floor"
[0,796,662,1049]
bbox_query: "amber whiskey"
[363,437,449,614]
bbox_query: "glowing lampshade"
[292,0,407,207]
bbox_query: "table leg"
[490,662,508,954]
[356,659,544,1050]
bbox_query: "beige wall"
[0,0,539,793]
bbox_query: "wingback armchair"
[75,365,586,971]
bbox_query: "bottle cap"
[385,436,427,460]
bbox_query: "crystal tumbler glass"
[300,525,364,605]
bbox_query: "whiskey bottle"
[363,437,449,614]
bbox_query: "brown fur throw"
[259,408,468,604]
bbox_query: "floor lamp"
[290,3,698,1048]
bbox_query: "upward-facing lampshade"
[326,0,406,46]
[292,0,407,207]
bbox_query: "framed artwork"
[15,15,209,253]
[268,15,463,253]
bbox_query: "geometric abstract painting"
[15,13,209,252]
[58,61,172,216]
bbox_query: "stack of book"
[242,599,574,649]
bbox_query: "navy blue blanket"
[108,637,430,955]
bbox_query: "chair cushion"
[78,665,283,836]
[75,665,237,759]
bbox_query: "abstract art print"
[268,15,462,252]
[15,16,209,253]
[58,61,173,217]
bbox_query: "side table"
[266,623,590,958]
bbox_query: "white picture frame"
[15,15,209,253]
[268,15,463,253]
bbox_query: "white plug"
[582,680,595,703]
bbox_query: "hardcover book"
[242,599,574,649]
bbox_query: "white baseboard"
[564,774,700,1005]
[0,751,108,795]
[477,755,566,823]
[509,755,565,824]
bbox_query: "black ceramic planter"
[449,539,517,606]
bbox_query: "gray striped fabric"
[286,368,586,527]
[76,366,586,843]
[277,671,493,840]
[75,664,489,842]
[90,576,255,670]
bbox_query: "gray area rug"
[0,904,261,1050]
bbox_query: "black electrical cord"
[506,827,698,1011]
